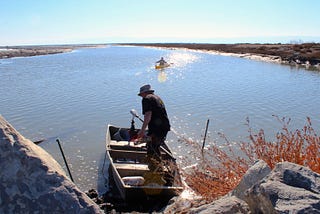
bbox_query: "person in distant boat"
[156,57,167,66]
[137,84,171,159]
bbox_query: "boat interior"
[107,125,182,188]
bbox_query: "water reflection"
[154,51,200,83]
[157,70,167,82]
[166,51,199,68]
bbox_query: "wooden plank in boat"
[109,140,146,151]
[114,163,149,177]
[114,163,149,171]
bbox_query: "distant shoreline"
[1,43,319,71]
[0,44,107,59]
[119,43,320,71]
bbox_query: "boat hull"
[155,64,170,69]
[105,125,183,201]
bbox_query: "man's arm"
[137,111,152,138]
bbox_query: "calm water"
[1,45,320,192]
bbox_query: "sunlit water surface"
[1,46,320,192]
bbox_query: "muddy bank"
[0,44,106,59]
[120,43,320,70]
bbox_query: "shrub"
[182,116,320,202]
[242,116,320,172]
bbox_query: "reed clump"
[181,116,320,202]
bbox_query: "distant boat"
[155,57,170,69]
[106,124,183,201]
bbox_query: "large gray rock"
[190,196,250,214]
[245,161,320,213]
[232,159,271,200]
[0,115,102,213]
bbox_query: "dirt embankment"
[0,44,106,59]
[121,43,320,70]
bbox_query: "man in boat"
[156,57,167,66]
[137,84,171,160]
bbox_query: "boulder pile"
[166,160,320,213]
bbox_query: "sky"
[1,0,320,46]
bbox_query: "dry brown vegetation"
[180,116,320,202]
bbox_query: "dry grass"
[181,116,320,202]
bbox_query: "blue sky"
[1,0,320,46]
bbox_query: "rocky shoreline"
[121,43,320,71]
[2,113,320,213]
